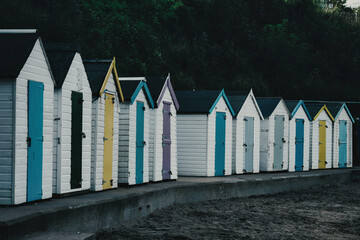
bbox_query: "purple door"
[162,102,171,180]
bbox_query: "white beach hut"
[256,98,290,172]
[84,59,124,191]
[118,79,154,185]
[147,74,179,182]
[226,90,263,174]
[176,90,235,177]
[0,30,54,205]
[45,43,92,195]
[285,100,311,172]
[326,102,354,168]
[304,103,334,170]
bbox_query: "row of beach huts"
[0,30,357,205]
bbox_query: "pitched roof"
[284,100,299,113]
[285,100,312,120]
[325,102,343,118]
[83,60,112,96]
[256,97,282,118]
[44,43,81,89]
[0,30,38,78]
[119,80,154,108]
[146,75,180,110]
[303,102,324,119]
[226,91,249,115]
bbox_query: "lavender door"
[162,102,171,180]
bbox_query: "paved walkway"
[0,168,357,239]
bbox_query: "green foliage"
[1,0,360,100]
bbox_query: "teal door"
[244,117,254,172]
[339,120,347,168]
[215,112,226,176]
[71,91,83,189]
[136,102,145,184]
[27,80,44,202]
[273,115,284,170]
[295,119,304,171]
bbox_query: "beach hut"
[304,102,334,170]
[176,90,235,177]
[84,59,124,191]
[45,43,92,195]
[256,98,290,172]
[326,102,354,168]
[285,100,311,172]
[118,79,154,185]
[146,74,179,181]
[226,90,263,174]
[0,30,54,205]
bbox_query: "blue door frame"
[215,112,226,176]
[27,80,44,202]
[339,120,347,168]
[295,119,304,171]
[136,102,145,184]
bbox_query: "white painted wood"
[309,110,333,169]
[259,100,289,172]
[12,39,54,205]
[0,81,14,205]
[52,53,92,194]
[118,88,150,185]
[332,108,353,168]
[149,87,178,182]
[233,93,262,174]
[90,71,120,191]
[288,106,310,172]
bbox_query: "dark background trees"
[1,0,359,100]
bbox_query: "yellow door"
[103,93,114,189]
[319,120,326,169]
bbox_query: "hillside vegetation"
[1,0,360,100]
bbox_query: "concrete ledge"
[0,169,357,239]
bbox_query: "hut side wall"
[288,106,310,172]
[118,103,130,184]
[90,73,120,191]
[14,39,54,204]
[310,111,333,169]
[333,109,353,168]
[52,53,92,194]
[177,114,208,176]
[0,80,14,205]
[234,95,261,174]
[150,88,178,182]
[207,97,232,176]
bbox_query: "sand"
[94,181,360,239]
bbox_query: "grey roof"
[146,76,167,106]
[44,43,81,89]
[119,80,142,102]
[256,97,282,118]
[324,102,343,118]
[83,60,112,97]
[0,31,38,78]
[284,100,300,112]
[226,91,250,115]
[175,90,222,114]
[303,102,324,119]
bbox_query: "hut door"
[273,115,284,170]
[136,101,145,184]
[103,93,114,189]
[71,91,83,189]
[215,112,226,176]
[319,120,327,169]
[339,120,347,168]
[295,119,304,171]
[27,80,44,202]
[162,102,171,180]
[244,117,254,172]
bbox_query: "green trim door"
[71,91,83,189]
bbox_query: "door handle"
[143,141,146,146]
[103,137,108,141]
[82,132,86,139]
[27,137,31,147]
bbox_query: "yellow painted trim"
[313,105,335,122]
[98,57,125,102]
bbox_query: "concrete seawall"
[0,169,358,239]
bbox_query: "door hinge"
[142,106,146,111]
[57,137,61,144]
[26,137,31,147]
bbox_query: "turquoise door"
[27,80,44,202]
[273,115,284,170]
[215,112,226,176]
[244,117,254,172]
[136,102,145,184]
[339,120,347,168]
[295,119,304,171]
